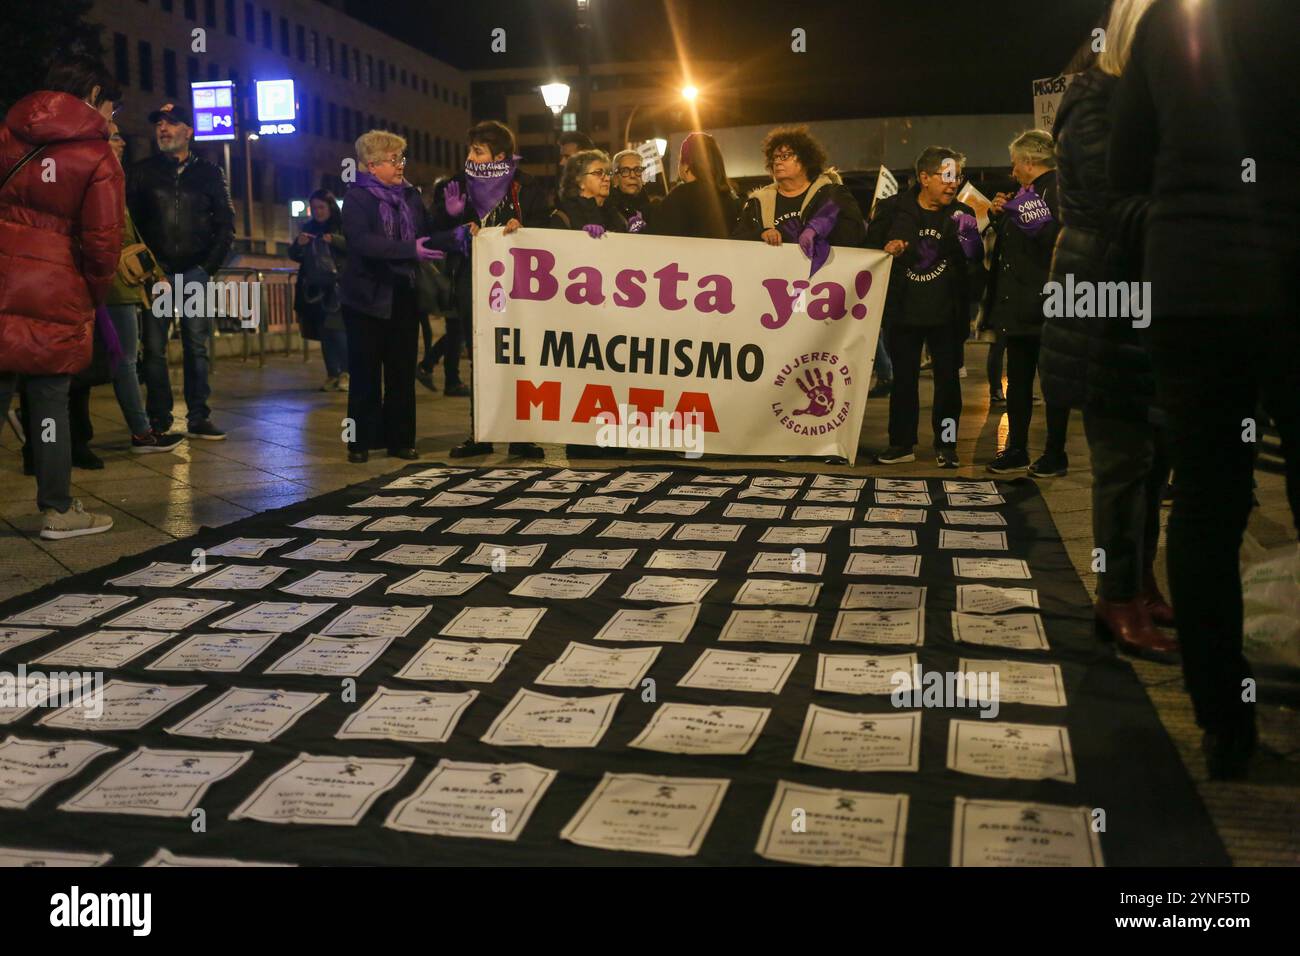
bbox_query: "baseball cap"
[147,101,194,126]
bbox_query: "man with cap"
[126,100,235,440]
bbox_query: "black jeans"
[987,332,1006,396]
[1149,313,1300,734]
[342,278,419,453]
[887,323,961,449]
[1005,334,1069,455]
[0,372,73,512]
[1084,411,1168,602]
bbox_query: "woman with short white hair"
[339,130,466,463]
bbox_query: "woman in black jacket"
[650,132,740,240]
[290,189,348,392]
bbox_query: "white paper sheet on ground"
[952,611,1049,650]
[444,518,520,535]
[103,597,232,631]
[450,479,518,494]
[955,584,1041,614]
[551,548,636,570]
[520,518,596,535]
[944,479,999,494]
[951,797,1104,866]
[480,688,621,747]
[384,759,557,841]
[321,605,431,638]
[461,542,547,568]
[190,564,291,590]
[146,632,281,672]
[953,557,1031,579]
[719,610,817,645]
[60,747,250,817]
[669,485,731,498]
[495,496,569,512]
[38,681,204,733]
[644,550,724,571]
[263,634,396,677]
[597,520,672,540]
[961,658,1066,706]
[723,503,787,520]
[336,687,477,742]
[348,494,421,509]
[482,468,543,480]
[844,553,922,577]
[794,705,921,772]
[737,487,797,501]
[791,506,854,522]
[752,476,805,488]
[439,606,546,641]
[560,772,729,857]
[733,579,822,607]
[510,573,609,600]
[211,601,335,632]
[364,515,438,532]
[281,538,379,562]
[941,509,1007,526]
[875,478,927,492]
[840,583,927,609]
[946,720,1076,782]
[107,561,213,588]
[567,496,638,514]
[849,528,918,548]
[756,781,909,867]
[677,648,799,694]
[815,652,919,695]
[946,492,1005,507]
[278,570,384,599]
[940,529,1009,551]
[803,488,860,503]
[874,492,932,506]
[3,594,134,628]
[628,703,770,755]
[229,753,413,826]
[640,498,708,515]
[528,480,584,493]
[551,469,610,482]
[142,848,294,867]
[622,575,716,604]
[374,544,461,566]
[0,736,116,809]
[689,474,746,485]
[811,475,866,490]
[672,523,745,542]
[594,604,700,644]
[831,609,926,646]
[864,507,927,524]
[599,472,671,494]
[206,537,296,558]
[535,642,660,689]
[0,847,112,866]
[747,551,826,575]
[381,475,451,491]
[166,687,325,742]
[33,629,179,669]
[395,639,519,683]
[758,526,833,546]
[292,515,367,531]
[0,627,53,654]
[424,491,492,508]
[386,570,487,597]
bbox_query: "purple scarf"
[465,156,519,222]
[1003,184,1054,237]
[94,305,124,371]
[355,171,418,241]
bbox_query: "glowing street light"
[681,85,699,103]
[540,82,571,116]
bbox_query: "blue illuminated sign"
[191,80,236,142]
[255,79,297,135]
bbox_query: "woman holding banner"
[650,132,740,240]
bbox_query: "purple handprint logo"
[793,367,836,417]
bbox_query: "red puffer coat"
[0,91,123,375]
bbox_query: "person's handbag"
[415,259,455,316]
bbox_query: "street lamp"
[539,82,571,189]
[681,85,699,103]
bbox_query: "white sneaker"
[41,499,113,539]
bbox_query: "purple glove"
[452,223,472,256]
[583,224,606,239]
[443,180,466,218]
[415,237,446,262]
[626,212,646,234]
[953,211,981,259]
[94,304,124,371]
[798,227,818,259]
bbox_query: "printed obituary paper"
[952,798,1104,866]
[0,736,116,809]
[374,544,461,567]
[440,607,546,641]
[482,468,543,480]
[321,605,431,638]
[190,564,290,590]
[831,609,925,645]
[953,557,1032,579]
[752,475,804,488]
[561,772,729,858]
[941,509,1007,526]
[794,705,922,772]
[692,474,747,485]
[594,604,701,643]
[364,515,439,532]
[955,584,1040,614]
[212,601,336,632]
[645,550,725,572]
[107,561,213,588]
[495,497,569,512]
[0,848,111,867]
[803,488,859,503]
[719,610,817,645]
[597,520,672,540]
[384,760,557,841]
[146,632,280,672]
[961,659,1067,706]
[336,687,477,742]
[529,480,584,493]
[737,487,797,501]
[946,720,1077,782]
[641,499,708,516]
[844,553,922,577]
[386,570,487,597]
[35,629,178,668]
[815,652,920,695]
[480,689,621,748]
[567,496,637,514]
[733,579,822,607]
[450,478,519,493]
[622,575,716,603]
[758,525,832,545]
[462,542,548,568]
[382,474,451,491]
[850,528,917,548]
[536,642,660,689]
[510,573,609,600]
[723,503,787,520]
[811,475,866,490]
[229,753,414,826]
[629,703,770,755]
[104,597,232,631]
[444,518,520,535]
[551,469,610,482]
[599,472,670,493]
[952,612,1049,650]
[424,492,491,508]
[141,849,292,867]
[396,639,519,683]
[279,570,384,599]
[551,548,637,570]
[944,479,999,494]
[520,518,596,536]
[677,649,799,694]
[292,515,367,531]
[791,506,854,522]
[0,627,53,654]
[282,538,379,562]
[939,529,1009,551]
[60,747,250,817]
[673,523,745,542]
[757,781,909,867]
[166,688,325,742]
[946,492,1005,507]
[669,484,731,498]
[206,537,296,558]
[840,583,927,609]
[348,494,422,509]
[263,634,396,677]
[39,680,204,732]
[748,551,826,575]
[876,478,927,492]
[4,593,134,628]
[874,491,931,506]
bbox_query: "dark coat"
[289,219,347,334]
[549,194,628,232]
[733,172,866,246]
[983,169,1060,337]
[882,186,982,329]
[1040,68,1155,421]
[126,149,234,276]
[649,178,740,239]
[0,91,123,375]
[609,187,657,225]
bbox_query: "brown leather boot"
[1095,598,1179,657]
[1141,569,1177,628]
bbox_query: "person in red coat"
[0,55,123,539]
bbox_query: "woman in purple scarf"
[340,130,466,463]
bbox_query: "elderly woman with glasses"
[550,149,629,237]
[608,149,656,229]
[340,129,466,464]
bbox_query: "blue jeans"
[105,303,151,436]
[141,266,212,430]
[319,317,348,378]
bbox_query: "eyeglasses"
[616,166,645,177]
[771,149,798,163]
[376,156,407,168]
[584,167,612,179]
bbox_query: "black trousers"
[342,279,419,453]
[887,323,961,449]
[1005,334,1069,454]
[420,312,464,387]
[1084,411,1168,602]
[1149,313,1300,735]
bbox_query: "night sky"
[343,0,1110,120]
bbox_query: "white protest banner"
[636,141,662,183]
[870,165,898,218]
[472,228,891,463]
[1032,74,1079,134]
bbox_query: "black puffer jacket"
[983,169,1059,337]
[549,195,628,233]
[126,151,234,276]
[1040,68,1154,421]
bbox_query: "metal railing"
[205,266,307,368]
